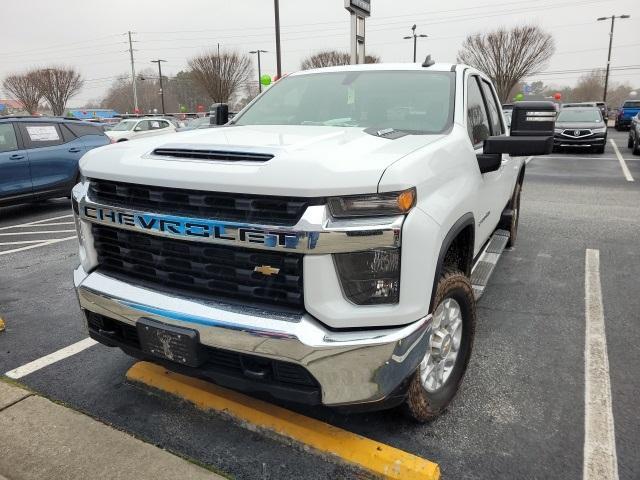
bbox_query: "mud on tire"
[403,268,476,422]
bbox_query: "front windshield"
[234,70,455,134]
[557,109,602,123]
[110,120,137,131]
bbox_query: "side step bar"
[470,229,510,300]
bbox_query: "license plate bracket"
[137,318,202,367]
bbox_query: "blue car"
[615,99,640,130]
[0,117,110,206]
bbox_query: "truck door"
[479,78,515,208]
[465,74,504,246]
[0,122,32,201]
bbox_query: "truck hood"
[81,125,443,196]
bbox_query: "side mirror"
[209,103,229,125]
[484,101,556,156]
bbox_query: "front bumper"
[74,265,432,407]
[553,133,606,148]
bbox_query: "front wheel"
[403,269,476,422]
[633,134,640,156]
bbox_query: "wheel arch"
[430,213,475,311]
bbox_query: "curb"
[127,361,441,480]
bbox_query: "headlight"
[328,188,416,218]
[592,127,607,133]
[554,128,564,133]
[334,248,400,305]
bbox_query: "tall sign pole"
[127,31,138,112]
[274,0,282,78]
[344,0,370,64]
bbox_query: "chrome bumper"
[74,265,432,406]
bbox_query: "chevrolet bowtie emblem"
[254,265,280,276]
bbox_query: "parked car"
[0,117,109,206]
[72,62,555,421]
[105,117,176,142]
[627,113,640,155]
[176,116,215,132]
[615,99,640,130]
[553,107,607,153]
[596,102,608,121]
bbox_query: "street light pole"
[597,14,630,103]
[274,0,282,78]
[127,31,138,112]
[403,25,428,63]
[250,50,268,93]
[150,59,167,114]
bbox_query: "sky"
[1,0,638,106]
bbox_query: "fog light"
[334,248,400,305]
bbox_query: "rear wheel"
[506,182,521,248]
[403,269,476,422]
[633,134,640,156]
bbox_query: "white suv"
[105,117,176,142]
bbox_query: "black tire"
[506,182,521,248]
[628,134,634,149]
[403,268,476,422]
[117,138,128,142]
[633,134,640,156]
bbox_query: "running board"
[471,229,510,300]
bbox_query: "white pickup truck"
[72,62,555,421]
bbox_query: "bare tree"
[300,50,381,70]
[188,51,252,103]
[2,70,42,114]
[34,67,83,116]
[457,25,555,102]
[571,69,606,102]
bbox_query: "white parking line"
[0,236,76,256]
[9,222,75,228]
[0,214,73,231]
[584,249,619,480]
[5,338,98,379]
[610,139,634,182]
[0,230,76,236]
[525,156,533,164]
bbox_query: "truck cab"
[72,63,554,421]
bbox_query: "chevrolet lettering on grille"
[82,205,301,250]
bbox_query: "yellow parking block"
[0,317,5,332]
[127,361,440,480]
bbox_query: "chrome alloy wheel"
[420,298,463,393]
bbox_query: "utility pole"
[597,14,630,103]
[274,0,282,78]
[150,59,167,114]
[250,50,268,93]
[403,24,428,63]
[126,31,138,112]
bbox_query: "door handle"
[68,147,82,153]
[9,154,25,160]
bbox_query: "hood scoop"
[152,147,274,162]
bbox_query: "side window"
[66,123,103,137]
[0,123,18,153]
[481,80,503,135]
[135,121,151,131]
[19,123,64,149]
[0,124,19,153]
[466,77,491,147]
[60,124,77,143]
[159,120,170,129]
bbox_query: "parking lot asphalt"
[1,129,638,479]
